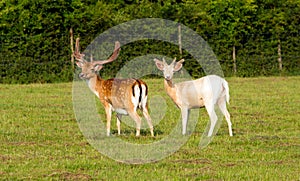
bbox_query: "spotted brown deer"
[74,38,154,137]
[154,58,233,137]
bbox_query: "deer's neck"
[164,79,181,107]
[87,75,103,98]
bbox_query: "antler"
[171,57,177,65]
[161,57,178,65]
[73,38,86,62]
[92,41,121,66]
[73,38,121,65]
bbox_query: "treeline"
[0,0,299,83]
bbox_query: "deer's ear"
[94,64,103,71]
[174,59,184,72]
[76,61,84,68]
[154,58,164,70]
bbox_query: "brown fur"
[74,39,153,136]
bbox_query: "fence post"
[233,45,237,75]
[70,28,74,70]
[178,23,182,55]
[278,39,282,73]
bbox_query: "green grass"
[0,77,299,180]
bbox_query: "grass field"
[0,77,299,180]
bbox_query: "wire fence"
[0,32,299,83]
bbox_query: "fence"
[0,34,72,83]
[0,32,299,84]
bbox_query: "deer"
[154,57,233,137]
[73,38,154,137]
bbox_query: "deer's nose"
[165,75,171,80]
[79,73,85,79]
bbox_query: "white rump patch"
[140,84,147,108]
[132,84,140,109]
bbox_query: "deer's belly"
[113,108,128,115]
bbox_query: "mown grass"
[0,77,299,180]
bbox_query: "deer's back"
[100,78,147,110]
[175,75,225,108]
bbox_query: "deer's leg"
[181,107,189,135]
[205,103,218,137]
[142,105,154,137]
[105,104,112,136]
[116,114,122,135]
[218,98,233,136]
[128,110,142,136]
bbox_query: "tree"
[208,0,258,76]
[254,0,300,74]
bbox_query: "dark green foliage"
[0,0,299,83]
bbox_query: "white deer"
[154,58,233,137]
[74,38,154,137]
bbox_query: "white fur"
[176,75,232,137]
[154,58,233,137]
[87,80,100,98]
[132,84,140,109]
[114,108,128,115]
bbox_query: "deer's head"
[73,38,120,80]
[154,57,184,81]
